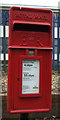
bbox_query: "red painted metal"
[8,6,52,113]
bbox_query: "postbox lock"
[28,50,35,56]
[17,78,20,81]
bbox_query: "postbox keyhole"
[28,50,35,56]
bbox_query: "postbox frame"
[8,6,52,113]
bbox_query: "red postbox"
[8,7,52,113]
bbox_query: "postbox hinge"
[12,103,14,109]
